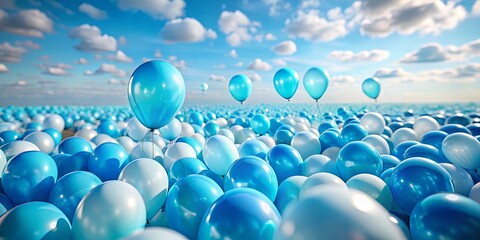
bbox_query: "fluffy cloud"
[250,72,262,82]
[218,10,258,46]
[108,78,128,85]
[79,3,108,20]
[85,63,126,77]
[77,58,88,64]
[423,63,480,79]
[45,67,68,76]
[374,68,409,78]
[273,59,287,66]
[108,50,133,63]
[154,49,162,58]
[328,49,389,62]
[400,39,480,63]
[331,75,355,83]
[69,24,117,52]
[0,9,53,37]
[0,42,26,62]
[248,58,272,71]
[0,63,8,72]
[265,33,276,41]
[284,10,347,42]
[118,36,127,45]
[229,49,238,58]
[271,40,297,55]
[474,0,480,16]
[161,18,216,43]
[262,0,292,16]
[116,0,185,20]
[209,74,227,82]
[234,61,243,67]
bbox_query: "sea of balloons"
[0,60,479,239]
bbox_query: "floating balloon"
[362,77,381,101]
[442,132,480,169]
[267,144,303,183]
[200,83,208,92]
[336,141,382,181]
[128,60,186,129]
[273,68,299,101]
[229,74,252,104]
[203,135,239,175]
[303,67,329,101]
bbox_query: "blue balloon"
[224,156,278,202]
[203,122,220,138]
[266,144,303,183]
[200,83,208,92]
[26,121,43,131]
[420,130,448,150]
[88,142,129,181]
[336,141,382,181]
[390,157,454,214]
[319,130,340,150]
[274,129,294,145]
[202,135,239,176]
[392,141,419,160]
[0,193,14,216]
[229,74,252,104]
[128,60,186,129]
[0,130,20,143]
[2,151,57,205]
[251,114,270,135]
[198,169,224,189]
[176,137,202,157]
[188,111,204,126]
[0,201,71,239]
[238,139,270,159]
[48,171,102,222]
[58,136,93,155]
[362,77,381,100]
[97,119,119,138]
[55,152,91,178]
[439,124,472,135]
[42,128,62,146]
[303,67,329,101]
[403,143,446,163]
[318,120,338,134]
[338,123,368,147]
[410,193,480,239]
[166,175,223,239]
[169,157,207,184]
[269,118,282,135]
[274,176,307,215]
[273,67,299,101]
[446,114,471,126]
[466,123,480,136]
[381,155,401,172]
[198,188,281,240]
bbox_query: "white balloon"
[322,147,341,161]
[91,134,118,145]
[0,149,6,172]
[346,174,393,211]
[126,117,149,141]
[413,116,440,138]
[217,129,235,143]
[43,114,65,132]
[24,131,55,154]
[234,128,256,144]
[257,135,276,149]
[282,117,296,126]
[117,136,136,153]
[360,112,386,134]
[302,154,338,176]
[229,125,243,135]
[123,227,187,240]
[163,142,196,171]
[291,131,321,160]
[191,133,205,147]
[309,128,320,138]
[300,172,347,199]
[0,141,40,161]
[294,123,309,133]
[362,135,390,155]
[179,122,195,138]
[442,133,480,170]
[391,128,418,147]
[130,141,164,163]
[75,129,98,141]
[159,118,182,141]
[32,114,46,124]
[216,118,228,128]
[440,163,474,196]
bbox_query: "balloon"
[163,142,197,172]
[302,66,330,103]
[440,163,474,196]
[390,157,454,214]
[166,175,223,239]
[48,171,102,222]
[0,130,20,143]
[169,157,207,184]
[392,141,419,160]
[72,181,146,239]
[160,118,182,141]
[42,128,62,146]
[58,137,93,155]
[238,139,270,158]
[442,132,480,169]
[346,173,393,210]
[469,182,480,203]
[439,124,471,134]
[410,193,480,239]
[338,123,368,146]
[336,141,382,181]
[23,131,55,154]
[43,114,66,132]
[391,128,418,147]
[203,122,220,138]
[300,172,347,198]
[403,143,446,163]
[0,193,14,216]
[362,77,381,101]
[74,129,97,141]
[97,119,119,138]
[362,134,390,155]
[420,130,448,150]
[257,135,276,149]
[188,112,204,126]
[274,129,294,145]
[266,144,303,183]
[200,83,208,92]
[322,146,341,161]
[273,67,299,101]
[413,116,440,137]
[129,141,164,163]
[251,114,270,135]
[302,154,338,176]
[274,176,307,215]
[88,142,129,181]
[0,201,71,239]
[124,227,187,240]
[276,187,406,240]
[0,140,40,161]
[229,74,252,104]
[2,151,57,204]
[224,156,278,202]
[381,154,401,172]
[360,112,386,134]
[126,117,149,141]
[117,136,136,153]
[128,60,186,129]
[198,188,282,240]
[203,135,239,175]
[319,130,340,150]
[291,131,321,160]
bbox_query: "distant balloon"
[229,74,252,104]
[362,77,381,101]
[200,83,208,92]
[273,67,299,101]
[303,67,329,101]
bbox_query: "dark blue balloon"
[439,124,472,135]
[403,144,447,163]
[42,128,62,146]
[319,130,340,150]
[88,142,129,181]
[388,122,404,133]
[0,193,14,216]
[392,141,419,160]
[420,131,448,150]
[336,141,382,181]
[58,137,93,155]
[466,123,480,136]
[266,144,303,183]
[338,123,368,147]
[0,130,19,143]
[446,114,471,126]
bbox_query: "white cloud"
[284,10,347,42]
[108,78,128,85]
[250,72,262,82]
[299,0,320,10]
[79,3,108,20]
[374,68,409,78]
[229,49,238,58]
[273,59,287,66]
[0,9,53,37]
[209,74,227,82]
[398,39,480,63]
[0,42,26,62]
[16,40,40,49]
[154,50,162,58]
[118,36,127,45]
[328,49,389,62]
[17,80,26,86]
[0,63,8,72]
[161,18,216,43]
[265,33,276,41]
[422,63,480,79]
[45,67,68,76]
[69,24,117,52]
[331,75,355,83]
[271,40,297,55]
[116,0,185,20]
[474,0,480,16]
[218,10,257,46]
[248,58,272,71]
[234,61,243,67]
[172,60,186,69]
[77,57,88,64]
[86,63,126,77]
[108,50,133,63]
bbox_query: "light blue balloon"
[72,181,146,240]
[166,175,223,239]
[58,136,93,155]
[200,83,208,92]
[303,67,329,101]
[346,173,393,211]
[169,157,207,184]
[273,67,299,101]
[300,173,346,198]
[124,227,187,240]
[160,118,182,141]
[48,171,102,222]
[336,141,382,181]
[251,114,270,135]
[203,122,220,138]
[128,60,186,129]
[238,139,270,159]
[302,154,338,176]
[362,77,381,100]
[274,175,307,215]
[266,144,303,183]
[229,74,252,104]
[88,142,129,181]
[203,135,239,175]
[0,201,72,239]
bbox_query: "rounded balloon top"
[274,67,299,101]
[362,77,381,101]
[303,67,330,101]
[128,60,185,130]
[229,74,252,104]
[200,83,208,92]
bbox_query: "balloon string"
[315,100,320,119]
[150,129,154,159]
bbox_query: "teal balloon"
[266,144,303,183]
[303,67,329,101]
[251,114,270,135]
[273,68,299,100]
[166,175,223,239]
[362,77,381,100]
[128,60,186,129]
[336,141,382,181]
[229,74,252,104]
[200,83,208,92]
[0,202,72,239]
[169,157,207,184]
[88,142,129,181]
[410,193,480,239]
[72,181,146,240]
[198,188,281,240]
[0,194,14,216]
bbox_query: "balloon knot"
[149,129,155,132]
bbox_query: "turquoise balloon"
[274,176,307,215]
[266,144,303,183]
[48,171,102,222]
[362,77,381,100]
[0,194,14,216]
[0,202,72,239]
[238,139,270,159]
[303,67,329,101]
[200,83,208,92]
[273,68,299,101]
[336,141,382,181]
[198,188,282,240]
[410,193,480,239]
[251,114,270,135]
[166,175,223,239]
[58,136,93,155]
[128,60,186,129]
[72,181,146,240]
[229,74,252,104]
[88,142,129,181]
[169,157,208,184]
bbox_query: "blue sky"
[0,0,479,106]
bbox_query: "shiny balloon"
[128,60,186,129]
[440,163,474,196]
[381,154,401,172]
[251,114,270,135]
[203,122,220,138]
[338,123,368,147]
[391,128,418,147]
[403,143,446,163]
[360,112,386,134]
[42,128,62,146]
[200,83,208,92]
[303,67,329,101]
[163,142,197,172]
[291,131,321,160]
[43,114,66,132]
[275,176,307,215]
[420,130,448,150]
[300,172,347,198]
[160,118,182,141]
[362,77,381,100]
[126,117,149,141]
[392,141,419,160]
[229,74,252,104]
[169,157,207,184]
[88,142,129,181]
[346,173,393,210]
[203,135,239,175]
[336,141,382,181]
[266,144,303,183]
[442,132,480,169]
[0,193,13,216]
[58,137,93,155]
[273,67,299,101]
[24,131,55,154]
[302,154,338,176]
[362,134,390,155]
[0,140,39,161]
[238,139,270,158]
[124,227,187,240]
[413,116,440,138]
